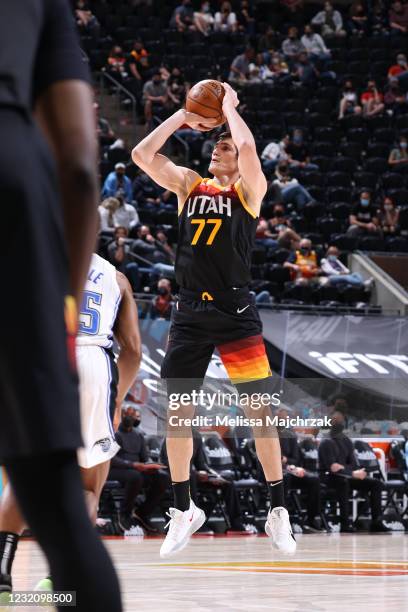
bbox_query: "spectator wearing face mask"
[321,246,365,287]
[284,238,321,284]
[338,79,362,120]
[109,414,170,532]
[194,2,215,36]
[318,410,390,533]
[281,27,305,65]
[377,197,400,234]
[285,129,319,172]
[214,2,238,32]
[388,54,408,80]
[311,1,346,37]
[150,278,174,319]
[347,191,380,237]
[361,80,385,118]
[102,163,133,203]
[272,162,314,210]
[389,136,408,168]
[301,24,331,66]
[261,135,290,174]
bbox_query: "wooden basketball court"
[8,533,408,611]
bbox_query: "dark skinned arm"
[35,81,98,308]
[113,272,142,429]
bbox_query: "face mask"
[398,59,406,66]
[293,136,302,144]
[400,142,407,149]
[300,247,310,255]
[328,254,337,261]
[133,419,141,428]
[384,204,393,211]
[274,209,284,216]
[361,198,370,206]
[331,422,345,436]
[158,287,169,296]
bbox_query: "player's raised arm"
[132,110,217,204]
[221,82,267,215]
[113,272,142,428]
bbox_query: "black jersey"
[175,177,258,292]
[0,0,89,111]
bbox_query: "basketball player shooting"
[0,254,141,598]
[132,82,296,558]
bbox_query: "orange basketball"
[186,80,226,127]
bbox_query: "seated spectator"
[338,79,362,119]
[99,194,139,233]
[109,414,170,532]
[94,102,116,146]
[261,136,290,173]
[249,54,275,82]
[281,27,305,65]
[107,226,140,292]
[166,67,188,110]
[106,46,128,82]
[272,162,314,210]
[384,81,408,115]
[377,196,400,234]
[286,129,319,171]
[321,246,365,287]
[237,0,256,36]
[292,52,317,85]
[170,0,196,31]
[311,1,346,37]
[301,24,331,66]
[277,406,323,532]
[389,0,408,35]
[214,2,238,32]
[133,225,174,268]
[388,135,408,168]
[318,410,390,532]
[269,204,293,232]
[102,162,133,203]
[255,218,279,251]
[228,46,255,83]
[269,54,291,83]
[127,40,150,85]
[75,0,99,35]
[389,53,408,80]
[347,191,380,237]
[348,1,368,35]
[258,25,277,56]
[279,0,305,29]
[133,171,163,209]
[361,80,385,118]
[142,70,169,125]
[284,238,321,284]
[194,2,215,36]
[149,278,174,319]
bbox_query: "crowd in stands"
[73,0,408,310]
[100,400,408,535]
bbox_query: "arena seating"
[83,0,408,309]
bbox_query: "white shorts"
[76,345,120,469]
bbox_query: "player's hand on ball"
[222,82,239,109]
[183,110,219,131]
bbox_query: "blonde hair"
[101,197,120,213]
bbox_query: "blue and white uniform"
[76,254,121,468]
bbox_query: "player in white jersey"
[0,254,141,598]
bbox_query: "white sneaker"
[265,506,297,555]
[160,500,206,558]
